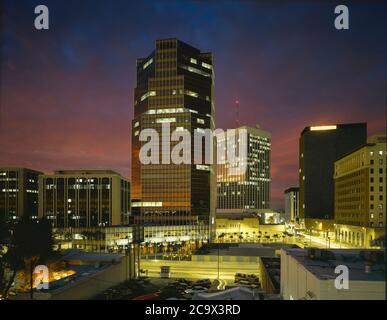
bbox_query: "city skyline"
[1,1,386,209]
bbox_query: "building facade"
[0,167,42,221]
[284,187,299,223]
[299,123,367,230]
[281,248,385,300]
[39,170,130,228]
[217,125,271,211]
[131,38,216,227]
[334,134,386,247]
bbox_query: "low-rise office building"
[281,248,385,300]
[55,224,144,252]
[215,211,285,242]
[39,170,130,228]
[0,167,42,221]
[334,134,386,247]
[11,250,136,300]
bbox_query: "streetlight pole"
[217,243,220,280]
[309,229,312,247]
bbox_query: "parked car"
[184,286,208,294]
[196,279,211,287]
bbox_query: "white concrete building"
[281,248,385,300]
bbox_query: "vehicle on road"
[160,266,171,278]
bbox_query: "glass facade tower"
[131,39,215,226]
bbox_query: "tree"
[0,217,12,298]
[1,217,54,299]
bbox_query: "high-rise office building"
[284,187,299,223]
[0,167,42,221]
[334,134,386,247]
[131,39,215,226]
[217,126,271,212]
[39,170,130,228]
[299,123,367,230]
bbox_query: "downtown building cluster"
[284,123,386,248]
[1,38,386,301]
[0,39,273,253]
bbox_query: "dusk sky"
[0,0,386,209]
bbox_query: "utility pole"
[30,260,34,300]
[217,243,220,280]
[309,229,312,247]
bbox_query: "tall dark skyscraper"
[299,123,367,228]
[131,39,215,227]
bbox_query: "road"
[296,233,354,249]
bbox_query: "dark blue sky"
[1,0,386,208]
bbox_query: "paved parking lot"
[93,277,216,300]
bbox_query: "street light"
[217,242,220,280]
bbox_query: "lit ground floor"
[333,224,385,248]
[292,219,385,249]
[54,224,210,254]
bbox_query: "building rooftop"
[283,248,385,282]
[301,122,366,135]
[284,187,299,194]
[0,167,43,174]
[53,169,122,176]
[196,243,299,257]
[60,249,125,263]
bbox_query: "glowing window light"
[310,125,337,131]
[143,58,153,70]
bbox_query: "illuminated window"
[197,118,205,124]
[202,62,212,69]
[143,58,153,70]
[181,65,211,77]
[141,91,156,101]
[310,125,337,131]
[190,58,197,64]
[185,90,198,98]
[156,118,176,123]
